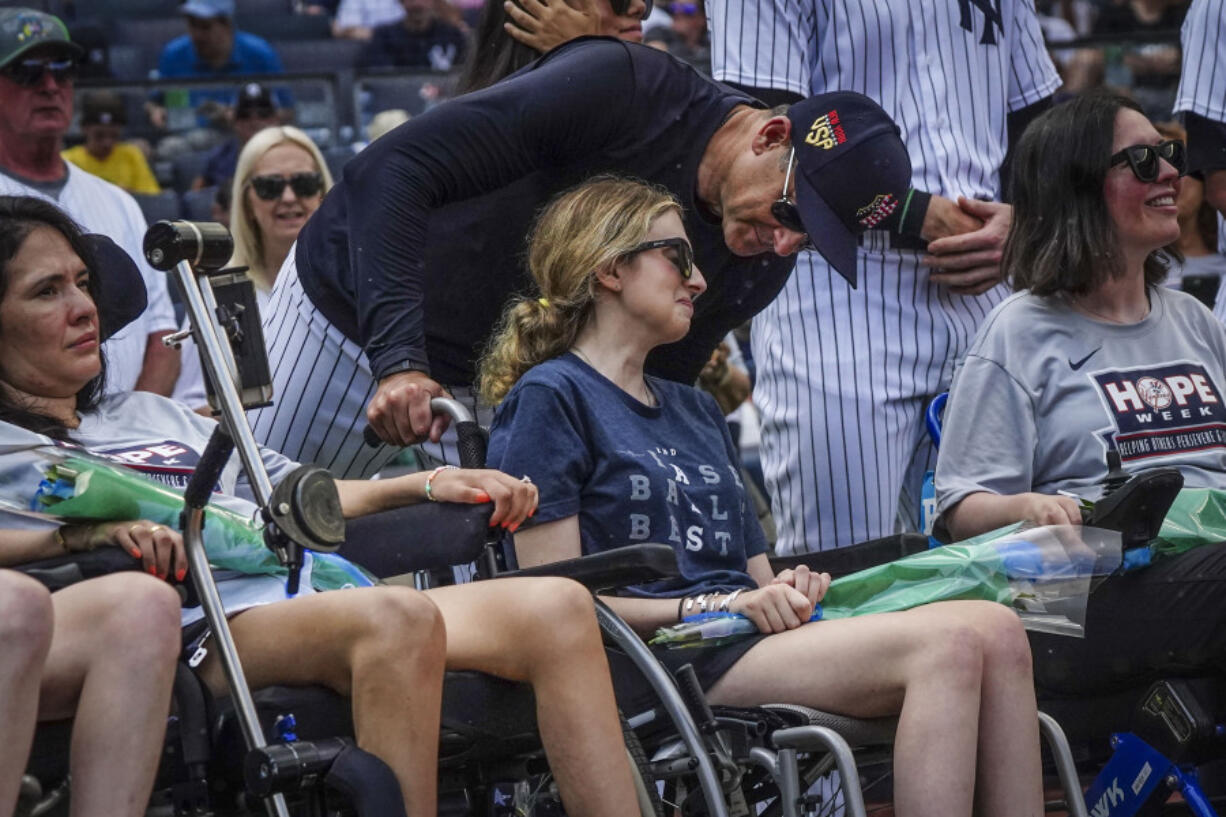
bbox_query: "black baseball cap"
[787,91,912,286]
[234,81,275,117]
[85,234,148,341]
[81,90,126,126]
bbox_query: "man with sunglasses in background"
[0,8,179,398]
[249,35,943,482]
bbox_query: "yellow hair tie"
[538,297,550,308]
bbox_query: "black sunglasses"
[248,172,325,201]
[1,57,77,88]
[622,237,695,279]
[770,147,814,247]
[1110,139,1187,183]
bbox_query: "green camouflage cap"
[0,8,83,70]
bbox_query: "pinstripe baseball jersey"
[710,0,1060,552]
[0,165,179,394]
[710,0,1060,199]
[1174,0,1226,123]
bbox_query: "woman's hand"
[1012,492,1083,528]
[428,468,539,531]
[92,520,187,582]
[503,0,601,54]
[727,583,815,634]
[771,564,831,609]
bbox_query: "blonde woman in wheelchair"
[480,176,1046,817]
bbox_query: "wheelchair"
[925,391,1226,817]
[14,220,674,817]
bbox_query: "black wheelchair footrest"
[245,737,351,797]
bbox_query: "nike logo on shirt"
[1069,348,1102,371]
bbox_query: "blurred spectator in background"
[153,0,288,126]
[158,0,284,80]
[458,0,644,93]
[211,177,232,226]
[366,108,411,143]
[332,0,406,39]
[643,0,708,68]
[1089,0,1186,118]
[193,81,281,189]
[62,90,160,195]
[0,8,179,396]
[1152,121,1226,302]
[360,0,469,70]
[174,126,331,409]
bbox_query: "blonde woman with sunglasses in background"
[172,126,331,410]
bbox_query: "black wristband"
[895,189,931,239]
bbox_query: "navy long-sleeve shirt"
[294,37,796,386]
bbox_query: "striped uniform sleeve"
[1174,0,1226,122]
[708,0,816,96]
[1005,0,1061,112]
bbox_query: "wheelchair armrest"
[13,547,142,592]
[497,543,680,592]
[769,533,930,579]
[339,501,494,578]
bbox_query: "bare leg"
[966,604,1043,817]
[197,587,446,817]
[426,578,640,817]
[706,600,1042,817]
[37,573,181,817]
[0,571,53,817]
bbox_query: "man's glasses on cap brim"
[1,58,77,88]
[1110,139,1187,183]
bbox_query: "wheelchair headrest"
[84,233,148,341]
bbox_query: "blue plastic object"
[1083,732,1218,817]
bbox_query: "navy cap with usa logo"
[787,91,912,287]
[0,8,82,70]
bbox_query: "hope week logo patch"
[1091,362,1226,462]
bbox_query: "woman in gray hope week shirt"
[936,92,1226,694]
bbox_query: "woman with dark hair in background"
[0,194,645,817]
[934,92,1226,695]
[457,0,645,93]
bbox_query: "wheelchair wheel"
[623,713,664,817]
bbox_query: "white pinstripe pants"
[753,239,1006,554]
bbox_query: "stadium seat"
[172,151,211,192]
[105,44,152,81]
[107,17,185,49]
[133,191,182,224]
[240,13,332,41]
[274,39,365,74]
[322,145,356,179]
[181,187,218,222]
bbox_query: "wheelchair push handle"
[362,397,488,469]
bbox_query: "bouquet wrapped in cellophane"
[0,445,371,593]
[650,524,1121,648]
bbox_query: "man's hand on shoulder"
[922,197,1012,296]
[365,369,450,447]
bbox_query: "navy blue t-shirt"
[487,354,764,598]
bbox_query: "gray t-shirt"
[935,286,1226,516]
[0,391,306,625]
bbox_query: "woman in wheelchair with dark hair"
[480,176,1046,817]
[0,195,643,817]
[0,565,178,817]
[934,92,1226,694]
